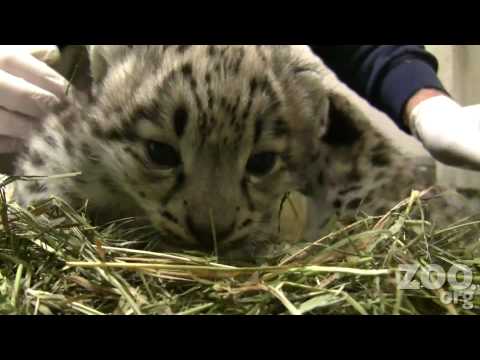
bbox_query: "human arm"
[311,45,480,171]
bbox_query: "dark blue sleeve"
[310,45,447,132]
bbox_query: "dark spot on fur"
[233,59,242,74]
[124,147,147,167]
[103,127,138,143]
[100,176,118,193]
[241,178,255,211]
[44,135,57,148]
[160,171,185,206]
[346,198,362,210]
[300,181,316,197]
[193,92,204,114]
[292,66,311,74]
[62,115,74,131]
[162,211,178,224]
[273,118,289,137]
[375,206,390,215]
[208,45,217,57]
[241,219,252,228]
[181,63,193,77]
[81,143,93,157]
[231,97,240,117]
[250,78,258,94]
[90,122,102,138]
[174,106,188,138]
[190,78,197,90]
[255,46,268,63]
[177,45,191,53]
[243,98,253,120]
[254,119,264,144]
[371,152,391,167]
[63,138,74,155]
[259,78,277,101]
[374,171,386,182]
[30,151,45,167]
[131,103,160,123]
[176,171,185,187]
[317,172,325,185]
[362,191,374,205]
[338,185,362,196]
[348,168,362,182]
[220,97,227,109]
[333,199,342,209]
[371,142,386,153]
[26,181,46,194]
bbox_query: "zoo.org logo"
[398,264,478,310]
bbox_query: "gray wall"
[426,45,480,188]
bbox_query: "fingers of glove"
[0,45,61,65]
[0,52,68,100]
[423,113,480,171]
[0,69,61,119]
[27,45,61,65]
[0,107,34,140]
[448,127,480,170]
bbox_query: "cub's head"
[85,45,330,261]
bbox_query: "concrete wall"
[426,45,480,106]
[426,45,480,188]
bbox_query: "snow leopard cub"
[13,45,470,262]
[14,45,336,261]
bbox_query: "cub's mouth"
[139,191,309,264]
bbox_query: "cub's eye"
[246,152,277,177]
[147,141,181,168]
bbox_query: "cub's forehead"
[100,45,289,119]
[94,45,316,147]
[107,45,291,87]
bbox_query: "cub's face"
[87,45,329,261]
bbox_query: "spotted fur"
[13,45,479,263]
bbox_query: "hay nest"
[1,175,479,315]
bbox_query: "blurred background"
[427,46,480,107]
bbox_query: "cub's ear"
[322,94,365,147]
[322,82,379,149]
[293,70,331,140]
[274,46,332,140]
[87,45,134,84]
[288,46,377,145]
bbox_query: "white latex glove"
[410,95,480,171]
[0,45,68,154]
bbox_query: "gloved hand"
[409,95,480,171]
[0,45,68,154]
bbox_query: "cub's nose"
[186,215,234,249]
